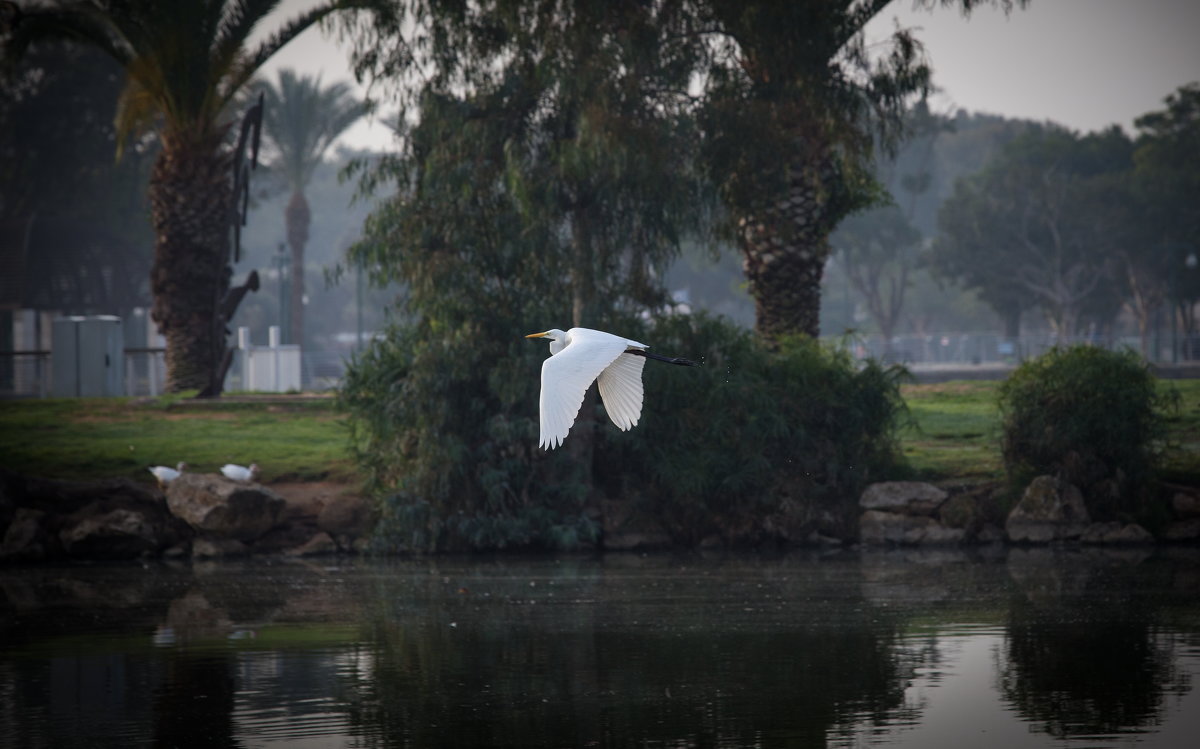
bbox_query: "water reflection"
[1000,548,1190,740]
[0,550,1198,748]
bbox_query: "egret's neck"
[549,339,566,356]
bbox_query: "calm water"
[2,548,1200,748]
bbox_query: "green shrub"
[598,313,909,545]
[997,346,1177,519]
[339,317,595,553]
[342,312,908,551]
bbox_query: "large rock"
[1172,492,1200,519]
[1,508,48,561]
[317,494,376,539]
[859,510,962,545]
[1,472,191,562]
[1163,518,1200,542]
[285,531,338,557]
[167,473,285,541]
[191,536,249,559]
[1006,475,1090,543]
[860,482,948,516]
[938,493,981,530]
[59,508,161,559]
[1080,521,1153,545]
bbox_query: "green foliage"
[932,126,1135,338]
[997,346,1178,519]
[342,312,908,551]
[596,314,908,545]
[339,317,598,552]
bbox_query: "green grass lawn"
[2,378,1198,489]
[0,394,355,485]
[899,378,1200,485]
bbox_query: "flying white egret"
[525,327,698,450]
[221,463,259,481]
[148,462,186,487]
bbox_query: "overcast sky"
[258,0,1200,152]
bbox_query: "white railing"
[835,332,1200,367]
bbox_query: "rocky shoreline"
[854,478,1199,547]
[2,470,1198,563]
[0,470,375,562]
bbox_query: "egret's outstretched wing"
[597,353,645,431]
[538,331,627,449]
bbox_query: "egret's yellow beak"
[525,332,549,339]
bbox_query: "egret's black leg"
[625,349,700,367]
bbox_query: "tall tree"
[0,39,154,318]
[933,126,1131,344]
[257,69,367,347]
[2,0,363,393]
[1133,83,1200,356]
[688,0,1026,341]
[338,1,705,543]
[831,204,921,359]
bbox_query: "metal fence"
[842,332,1200,367]
[5,332,1198,398]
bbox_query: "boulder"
[1006,476,1090,543]
[252,522,319,554]
[860,481,948,516]
[317,494,376,539]
[191,536,250,559]
[1172,492,1200,519]
[976,524,1006,544]
[1163,518,1200,542]
[1081,521,1153,545]
[860,510,935,545]
[1,508,48,561]
[167,473,285,541]
[59,508,160,559]
[938,493,980,530]
[921,524,967,545]
[285,531,338,557]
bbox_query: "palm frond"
[220,1,355,107]
[113,71,160,159]
[2,1,136,71]
[255,67,367,188]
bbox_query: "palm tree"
[256,69,367,347]
[2,0,366,393]
[693,0,1024,341]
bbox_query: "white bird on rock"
[525,327,698,450]
[148,462,186,487]
[221,463,259,481]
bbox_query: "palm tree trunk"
[148,131,233,393]
[568,209,596,472]
[737,159,836,341]
[285,189,310,347]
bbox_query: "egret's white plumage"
[221,463,259,481]
[526,328,650,450]
[148,462,186,487]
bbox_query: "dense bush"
[339,316,595,552]
[997,346,1177,519]
[597,314,908,545]
[343,311,908,551]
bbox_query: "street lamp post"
[274,242,290,345]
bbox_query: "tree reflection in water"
[338,556,918,746]
[1,552,1198,747]
[999,548,1190,739]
